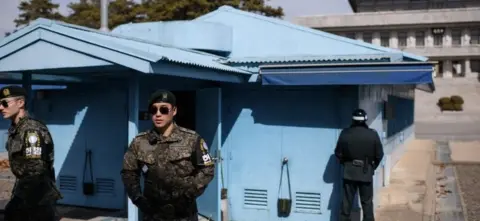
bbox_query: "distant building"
[294,0,480,78]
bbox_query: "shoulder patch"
[177,126,197,135]
[23,129,43,159]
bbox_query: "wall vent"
[243,188,268,210]
[58,175,77,192]
[295,192,321,214]
[96,178,115,195]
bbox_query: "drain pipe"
[100,0,109,32]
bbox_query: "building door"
[226,87,341,221]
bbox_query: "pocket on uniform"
[137,154,156,175]
[137,153,156,165]
[167,146,192,162]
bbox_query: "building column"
[443,60,453,78]
[373,32,380,46]
[444,28,452,47]
[462,28,471,46]
[464,59,474,78]
[407,30,416,48]
[390,31,398,48]
[426,29,433,47]
[22,73,34,113]
[433,62,439,78]
[127,73,140,221]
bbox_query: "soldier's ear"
[172,106,177,117]
[17,97,26,109]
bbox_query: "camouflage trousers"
[142,213,199,221]
[4,196,56,221]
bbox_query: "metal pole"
[100,0,109,32]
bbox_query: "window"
[345,32,356,39]
[380,32,390,47]
[451,29,462,46]
[472,60,480,73]
[471,29,480,45]
[434,35,443,46]
[363,32,373,43]
[397,31,407,48]
[415,31,425,47]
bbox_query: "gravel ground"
[456,165,480,221]
[0,160,125,221]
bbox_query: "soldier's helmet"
[352,109,368,122]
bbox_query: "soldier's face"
[150,102,177,129]
[0,97,23,119]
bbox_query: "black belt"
[148,199,196,218]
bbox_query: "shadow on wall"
[387,95,414,138]
[324,154,361,221]
[34,82,129,213]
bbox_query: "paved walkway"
[375,139,437,221]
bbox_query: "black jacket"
[335,124,384,182]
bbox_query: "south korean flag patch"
[199,139,213,166]
[24,130,42,159]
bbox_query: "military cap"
[148,89,176,107]
[352,108,368,122]
[0,85,27,100]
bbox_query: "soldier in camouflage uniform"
[121,89,215,221]
[0,85,62,221]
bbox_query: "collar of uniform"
[148,123,182,143]
[165,124,182,143]
[8,116,29,135]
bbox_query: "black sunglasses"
[0,100,10,108]
[149,106,171,115]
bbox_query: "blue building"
[0,6,433,221]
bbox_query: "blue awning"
[259,62,434,92]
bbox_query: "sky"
[0,0,353,35]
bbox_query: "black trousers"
[143,213,199,221]
[339,179,375,221]
[4,196,56,221]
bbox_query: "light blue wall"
[222,85,358,221]
[8,75,215,210]
[358,85,416,208]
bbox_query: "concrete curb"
[422,143,438,221]
[422,155,437,221]
[432,161,480,166]
[453,166,469,221]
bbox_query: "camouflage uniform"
[121,125,215,221]
[5,116,63,221]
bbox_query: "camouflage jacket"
[6,116,62,205]
[121,125,215,216]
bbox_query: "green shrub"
[440,103,455,111]
[454,104,463,111]
[438,97,451,105]
[451,95,464,105]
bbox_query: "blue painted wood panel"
[196,88,222,221]
[223,86,348,221]
[34,84,128,209]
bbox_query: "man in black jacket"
[335,109,384,221]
